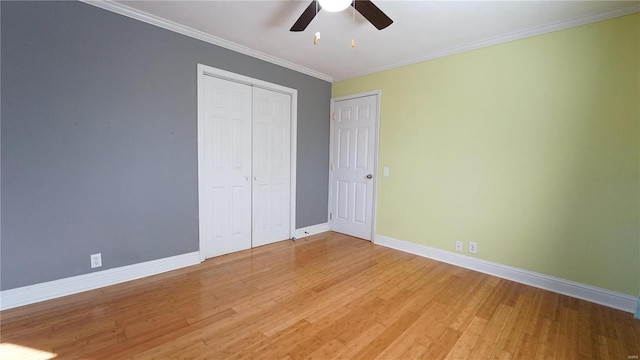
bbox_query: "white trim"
[330,90,382,103]
[0,252,200,311]
[80,0,333,82]
[294,223,330,239]
[334,4,640,82]
[328,91,381,241]
[289,92,298,240]
[199,65,299,96]
[197,64,298,262]
[374,234,638,314]
[196,64,209,263]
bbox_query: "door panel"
[201,76,252,258]
[354,182,367,224]
[252,87,291,247]
[336,180,349,220]
[331,95,378,240]
[338,128,351,168]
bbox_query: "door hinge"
[329,213,333,220]
[330,163,334,171]
[332,112,336,121]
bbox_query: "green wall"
[333,13,640,296]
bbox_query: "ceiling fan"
[290,0,393,32]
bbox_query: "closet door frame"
[197,64,298,262]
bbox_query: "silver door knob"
[246,176,251,182]
[366,174,373,179]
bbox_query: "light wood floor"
[1,232,638,359]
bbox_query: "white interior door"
[330,94,378,240]
[199,75,252,258]
[252,87,291,247]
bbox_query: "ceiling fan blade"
[352,0,393,30]
[290,0,321,32]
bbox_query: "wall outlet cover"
[91,253,102,268]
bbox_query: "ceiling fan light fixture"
[318,0,351,13]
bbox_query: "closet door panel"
[252,87,291,247]
[201,76,252,258]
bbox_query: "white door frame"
[197,64,298,261]
[328,90,381,242]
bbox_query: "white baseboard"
[294,223,330,239]
[374,234,638,314]
[0,252,200,311]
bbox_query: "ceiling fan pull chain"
[351,0,356,47]
[314,0,320,45]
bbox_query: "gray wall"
[1,1,330,290]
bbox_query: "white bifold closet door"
[200,75,291,259]
[252,87,291,247]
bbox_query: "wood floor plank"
[351,310,420,360]
[230,319,314,360]
[449,276,499,332]
[523,289,546,338]
[577,301,596,358]
[614,310,640,359]
[444,316,489,359]
[557,306,580,360]
[472,304,513,358]
[534,318,559,360]
[423,327,463,359]
[302,339,346,360]
[1,232,638,360]
[494,294,534,355]
[511,332,538,360]
[332,322,387,360]
[289,307,360,355]
[409,299,451,347]
[399,342,430,360]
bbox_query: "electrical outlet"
[455,241,463,252]
[469,242,477,254]
[90,253,102,268]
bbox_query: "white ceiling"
[97,0,639,82]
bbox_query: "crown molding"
[79,1,638,84]
[80,0,334,83]
[334,3,640,82]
